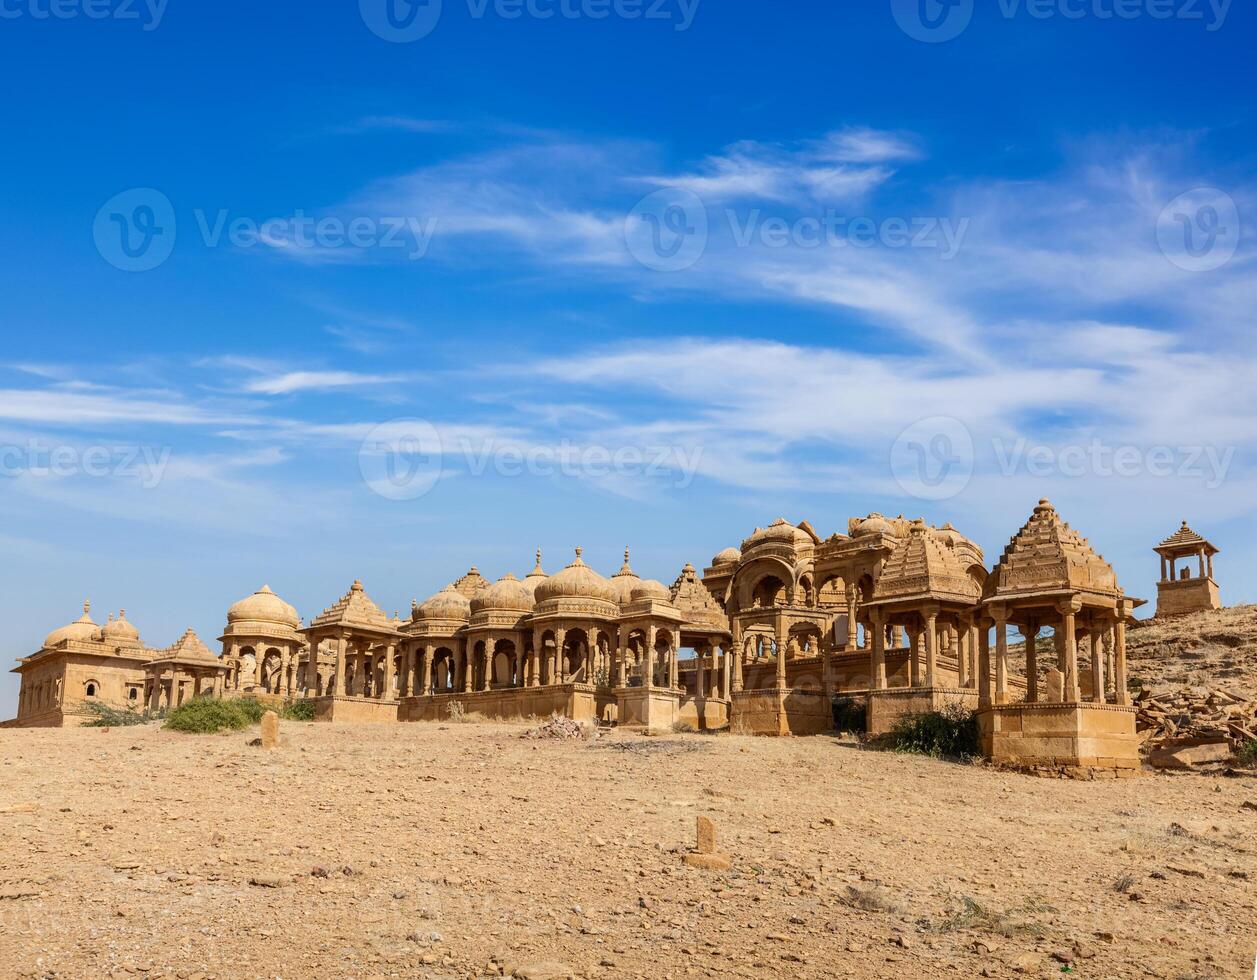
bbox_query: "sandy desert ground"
[1,719,1255,980]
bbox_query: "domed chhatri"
[610,548,642,605]
[416,584,472,622]
[471,573,535,614]
[227,584,301,628]
[14,497,1151,775]
[43,600,99,649]
[534,548,619,606]
[521,549,549,596]
[101,609,141,646]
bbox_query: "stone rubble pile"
[520,714,595,741]
[1136,686,1256,768]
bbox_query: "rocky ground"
[1127,605,1257,698]
[1,718,1255,980]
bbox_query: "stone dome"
[854,513,895,537]
[471,573,535,614]
[534,549,618,604]
[712,547,741,566]
[630,579,672,603]
[610,548,642,605]
[743,518,812,550]
[44,600,99,648]
[101,610,141,645]
[933,522,965,547]
[227,585,300,628]
[417,584,471,622]
[521,550,549,596]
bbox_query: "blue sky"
[1,0,1254,716]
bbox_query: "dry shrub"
[842,882,901,914]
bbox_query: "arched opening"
[85,681,98,698]
[751,574,786,608]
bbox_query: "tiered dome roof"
[534,549,618,604]
[471,573,535,614]
[985,499,1119,600]
[308,580,394,631]
[227,585,300,628]
[43,600,99,648]
[670,563,729,629]
[452,566,490,599]
[870,521,983,606]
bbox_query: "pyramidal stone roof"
[1156,521,1218,554]
[986,499,1118,600]
[308,580,394,632]
[452,566,490,599]
[870,522,983,606]
[153,628,218,664]
[669,563,728,629]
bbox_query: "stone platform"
[978,701,1140,770]
[866,686,980,736]
[730,688,832,736]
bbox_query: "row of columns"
[1160,549,1213,582]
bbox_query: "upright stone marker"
[261,710,280,749]
[683,815,731,871]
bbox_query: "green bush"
[1238,740,1257,768]
[80,700,153,728]
[165,697,254,734]
[832,696,867,734]
[881,703,979,760]
[281,699,316,721]
[232,697,269,724]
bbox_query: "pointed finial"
[625,546,631,563]
[119,609,126,619]
[83,599,91,615]
[352,579,364,591]
[575,547,583,561]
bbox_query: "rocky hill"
[1127,604,1257,698]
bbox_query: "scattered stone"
[513,962,575,980]
[248,874,287,888]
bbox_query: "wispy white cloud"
[242,371,406,396]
